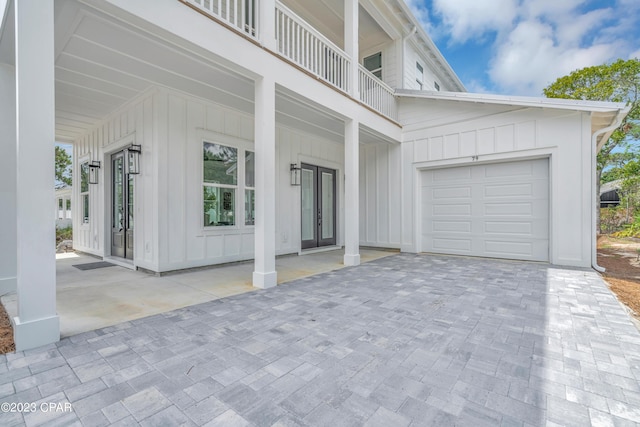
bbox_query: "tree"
[543,58,640,232]
[55,145,72,188]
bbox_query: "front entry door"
[301,164,336,249]
[111,151,134,260]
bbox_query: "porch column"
[344,0,359,98]
[0,63,16,295]
[259,0,276,51]
[344,118,360,266]
[253,76,277,288]
[14,0,60,351]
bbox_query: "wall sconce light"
[290,163,301,186]
[88,161,101,184]
[126,144,142,175]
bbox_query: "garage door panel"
[421,158,549,262]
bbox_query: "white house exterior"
[0,0,629,350]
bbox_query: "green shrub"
[56,226,72,245]
[613,214,640,238]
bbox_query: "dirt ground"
[597,235,640,320]
[1,239,639,355]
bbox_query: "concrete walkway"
[1,249,394,337]
[2,254,640,426]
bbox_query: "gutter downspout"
[591,107,630,272]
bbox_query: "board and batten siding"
[399,97,593,267]
[359,142,402,248]
[157,89,345,272]
[73,90,158,269]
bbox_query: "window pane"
[66,199,71,210]
[245,151,255,187]
[204,186,235,226]
[203,142,237,185]
[80,162,89,192]
[83,194,89,223]
[364,52,381,71]
[58,199,63,209]
[245,189,255,225]
[301,169,314,241]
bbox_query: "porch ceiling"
[54,0,255,143]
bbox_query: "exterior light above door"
[290,163,301,186]
[126,144,142,175]
[88,161,101,184]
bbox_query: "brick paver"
[2,254,640,426]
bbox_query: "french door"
[111,151,134,260]
[301,164,336,249]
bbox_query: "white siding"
[400,97,592,267]
[403,41,455,92]
[359,142,402,248]
[73,90,158,270]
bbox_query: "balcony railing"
[182,0,397,121]
[184,0,257,37]
[359,65,397,120]
[275,2,350,93]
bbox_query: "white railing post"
[259,0,276,49]
[344,0,358,98]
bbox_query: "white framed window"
[202,141,255,228]
[244,151,255,226]
[363,52,382,79]
[203,142,238,227]
[80,161,89,224]
[434,81,440,91]
[416,62,424,90]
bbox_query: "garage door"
[421,158,549,261]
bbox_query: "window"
[363,52,382,79]
[203,142,237,227]
[66,199,71,211]
[245,151,255,226]
[434,81,440,91]
[80,162,89,224]
[416,62,424,90]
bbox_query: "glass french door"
[111,151,134,260]
[301,164,336,249]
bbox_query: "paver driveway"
[2,254,640,426]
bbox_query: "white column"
[0,64,17,295]
[259,0,276,51]
[253,76,277,288]
[344,118,360,266]
[344,0,359,98]
[14,0,60,351]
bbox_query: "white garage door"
[421,158,549,261]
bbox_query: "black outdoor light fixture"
[126,144,142,175]
[88,161,101,184]
[290,163,301,186]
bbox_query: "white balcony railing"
[275,2,350,93]
[184,0,257,37]
[182,1,397,121]
[359,65,397,120]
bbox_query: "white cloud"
[630,49,640,60]
[432,0,518,43]
[429,0,637,95]
[489,20,615,95]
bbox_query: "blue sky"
[406,0,640,96]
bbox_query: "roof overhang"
[396,89,630,149]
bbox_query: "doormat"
[72,261,116,271]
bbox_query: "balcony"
[181,0,398,121]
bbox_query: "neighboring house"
[55,187,72,229]
[0,0,629,350]
[600,180,622,208]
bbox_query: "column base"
[0,276,16,294]
[13,314,60,352]
[253,271,277,289]
[343,253,360,266]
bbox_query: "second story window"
[364,52,382,79]
[416,62,424,90]
[434,81,440,91]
